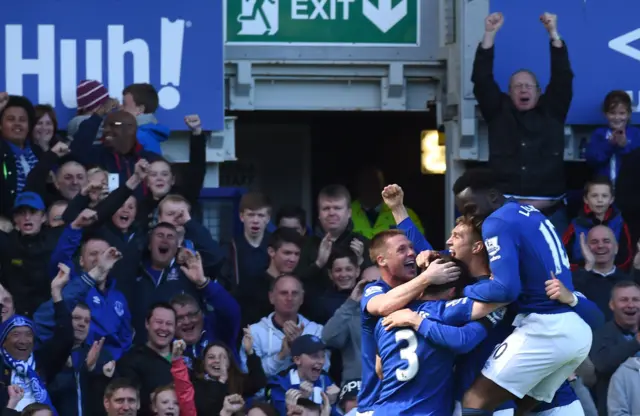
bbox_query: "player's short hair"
[239,191,272,213]
[369,229,406,264]
[452,168,500,195]
[455,215,482,242]
[104,378,140,400]
[423,255,473,297]
[158,194,191,215]
[584,175,614,197]
[268,227,304,251]
[269,274,304,292]
[611,280,640,299]
[318,184,351,205]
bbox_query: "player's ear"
[376,255,386,267]
[472,240,484,255]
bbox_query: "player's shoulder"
[414,300,445,321]
[363,280,388,297]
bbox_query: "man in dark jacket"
[472,12,573,233]
[116,302,176,416]
[295,185,371,296]
[69,109,160,199]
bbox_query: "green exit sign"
[225,0,419,46]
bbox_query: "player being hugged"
[356,229,461,414]
[453,168,593,415]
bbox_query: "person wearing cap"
[266,334,340,416]
[0,93,42,218]
[0,192,66,317]
[338,379,360,415]
[0,264,74,413]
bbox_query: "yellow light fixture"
[421,129,446,174]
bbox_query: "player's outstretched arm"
[382,308,505,354]
[365,260,460,317]
[439,296,507,325]
[545,273,605,330]
[463,217,521,303]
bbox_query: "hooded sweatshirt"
[239,312,329,378]
[608,357,640,416]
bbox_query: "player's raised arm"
[365,259,460,317]
[464,217,520,303]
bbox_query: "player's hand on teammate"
[422,258,460,285]
[416,250,440,269]
[545,272,575,304]
[381,308,422,331]
[350,274,378,302]
[579,233,595,271]
[381,184,404,210]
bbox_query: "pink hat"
[76,80,109,113]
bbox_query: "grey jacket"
[608,357,640,416]
[590,320,640,415]
[321,298,361,383]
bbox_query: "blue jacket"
[585,126,640,183]
[181,278,241,368]
[136,122,170,155]
[266,367,340,416]
[33,272,133,361]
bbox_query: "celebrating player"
[452,168,592,415]
[357,230,460,414]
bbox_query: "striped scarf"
[14,146,38,192]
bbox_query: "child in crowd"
[563,176,632,270]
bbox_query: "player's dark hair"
[452,168,500,195]
[423,255,473,297]
[584,175,614,197]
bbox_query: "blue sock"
[461,409,492,416]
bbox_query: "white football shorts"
[481,312,592,403]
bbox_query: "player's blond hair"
[369,229,406,264]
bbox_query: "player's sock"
[461,409,492,416]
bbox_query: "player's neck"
[468,258,491,278]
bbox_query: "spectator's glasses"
[176,309,201,323]
[511,83,537,91]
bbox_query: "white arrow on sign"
[609,28,640,62]
[363,0,408,33]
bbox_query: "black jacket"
[116,345,174,416]
[0,301,74,410]
[471,41,573,198]
[0,227,64,317]
[0,139,44,218]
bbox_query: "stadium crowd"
[0,9,637,416]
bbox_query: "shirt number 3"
[395,329,419,381]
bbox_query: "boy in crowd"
[563,176,632,270]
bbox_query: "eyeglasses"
[511,83,537,91]
[176,310,201,323]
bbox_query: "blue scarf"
[0,315,57,414]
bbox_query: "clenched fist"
[485,12,504,33]
[540,12,557,33]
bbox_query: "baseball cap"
[291,334,326,357]
[339,379,361,404]
[13,192,45,212]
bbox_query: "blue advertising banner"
[0,1,224,130]
[490,0,640,125]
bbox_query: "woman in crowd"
[32,105,60,153]
[191,330,267,415]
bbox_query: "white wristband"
[569,293,579,307]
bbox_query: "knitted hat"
[0,315,35,346]
[76,80,109,113]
